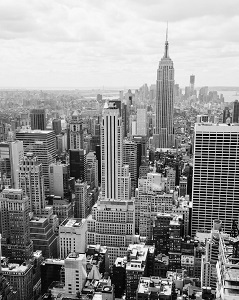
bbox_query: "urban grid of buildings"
[0,32,238,300]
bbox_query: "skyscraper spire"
[164,22,169,58]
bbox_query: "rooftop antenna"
[166,21,168,42]
[164,22,169,58]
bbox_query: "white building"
[64,252,87,297]
[192,123,239,235]
[86,151,98,188]
[59,218,87,259]
[87,199,138,265]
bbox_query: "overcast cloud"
[0,0,239,88]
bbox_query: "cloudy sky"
[0,0,239,89]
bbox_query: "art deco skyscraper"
[192,123,239,235]
[155,32,175,148]
[101,102,123,200]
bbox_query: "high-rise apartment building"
[0,189,33,262]
[101,102,123,200]
[69,110,83,150]
[155,34,175,148]
[192,123,239,235]
[30,109,46,130]
[15,129,56,189]
[232,99,239,123]
[18,153,45,215]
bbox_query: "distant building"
[136,108,147,136]
[30,108,46,130]
[232,99,239,123]
[52,119,62,135]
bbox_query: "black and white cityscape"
[0,1,239,300]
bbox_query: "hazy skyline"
[1,0,239,88]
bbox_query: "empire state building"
[155,35,175,148]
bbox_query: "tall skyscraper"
[0,140,24,190]
[192,123,239,235]
[155,32,175,148]
[232,100,239,123]
[74,180,88,219]
[0,188,33,262]
[123,140,137,197]
[15,129,56,189]
[69,110,83,150]
[101,102,123,200]
[30,109,46,130]
[18,153,45,215]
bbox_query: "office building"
[64,253,87,297]
[15,129,56,189]
[0,141,24,189]
[232,99,239,123]
[29,217,58,259]
[52,118,62,135]
[49,162,70,198]
[125,244,149,300]
[192,123,239,235]
[2,262,33,300]
[101,102,123,200]
[190,74,195,95]
[18,153,45,215]
[69,110,83,150]
[59,218,87,259]
[30,108,46,130]
[155,32,175,148]
[123,140,137,197]
[0,189,33,262]
[74,180,88,219]
[136,108,147,136]
[87,199,137,265]
[86,151,98,188]
[69,149,86,181]
[0,235,17,299]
